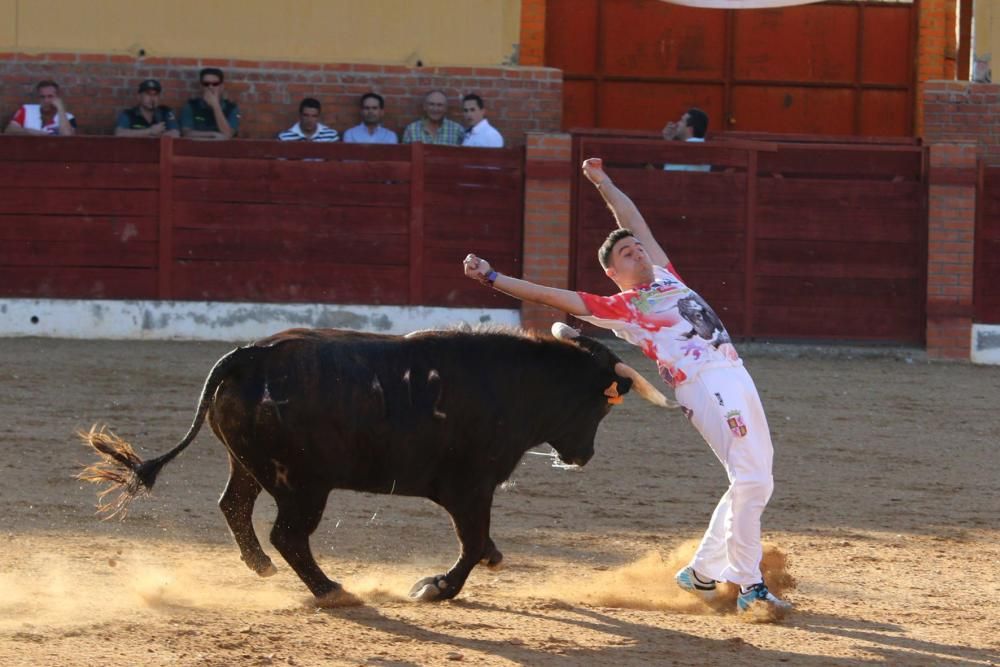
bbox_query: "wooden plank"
[422,275,522,308]
[0,267,157,299]
[0,162,159,189]
[755,239,924,279]
[424,144,523,167]
[171,178,410,207]
[159,135,173,300]
[757,178,923,209]
[172,139,410,162]
[0,239,158,267]
[0,215,158,242]
[581,138,755,168]
[171,201,409,233]
[759,146,922,181]
[174,229,409,265]
[0,189,158,215]
[0,136,160,163]
[754,275,924,308]
[752,304,923,341]
[424,166,523,189]
[756,207,923,242]
[409,142,425,305]
[173,155,411,183]
[170,261,409,304]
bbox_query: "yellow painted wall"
[974,0,996,67]
[0,0,522,67]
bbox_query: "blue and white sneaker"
[737,582,792,615]
[675,566,718,601]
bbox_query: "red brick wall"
[0,53,562,146]
[916,0,959,137]
[923,81,1000,166]
[521,132,572,332]
[926,143,976,359]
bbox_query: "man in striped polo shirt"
[278,98,339,142]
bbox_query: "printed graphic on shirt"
[577,263,739,388]
[725,409,748,437]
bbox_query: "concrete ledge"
[971,324,1000,365]
[0,299,520,342]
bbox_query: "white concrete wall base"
[971,324,1000,365]
[0,299,521,342]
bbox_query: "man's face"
[201,75,223,96]
[138,90,160,111]
[606,237,655,288]
[361,98,383,126]
[300,106,320,134]
[424,92,447,122]
[677,113,693,140]
[462,100,485,129]
[37,86,59,111]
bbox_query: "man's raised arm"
[462,254,589,316]
[581,158,669,267]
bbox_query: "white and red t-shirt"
[10,104,76,135]
[577,263,740,387]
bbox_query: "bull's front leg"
[409,492,494,601]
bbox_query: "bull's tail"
[77,345,255,519]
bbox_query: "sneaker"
[675,566,718,601]
[737,582,792,615]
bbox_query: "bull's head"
[546,322,677,466]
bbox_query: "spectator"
[113,79,180,138]
[180,67,239,140]
[278,98,339,142]
[343,93,398,144]
[662,107,710,172]
[401,90,463,145]
[460,94,503,148]
[5,80,76,136]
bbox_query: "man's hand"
[463,254,493,285]
[52,97,65,114]
[662,120,681,141]
[149,122,166,137]
[203,86,222,109]
[581,158,609,188]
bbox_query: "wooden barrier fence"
[572,134,929,343]
[0,136,524,309]
[976,165,1000,324]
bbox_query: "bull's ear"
[614,362,679,409]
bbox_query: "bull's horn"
[551,322,581,340]
[614,362,679,409]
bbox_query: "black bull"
[79,325,671,605]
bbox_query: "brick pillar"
[521,132,572,333]
[926,143,976,359]
[519,0,547,66]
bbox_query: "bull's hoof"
[408,575,453,602]
[258,562,278,578]
[313,586,363,608]
[481,548,504,571]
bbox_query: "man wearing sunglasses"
[180,67,240,140]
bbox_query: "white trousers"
[674,364,774,587]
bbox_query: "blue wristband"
[485,269,498,285]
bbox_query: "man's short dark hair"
[685,108,709,138]
[199,67,225,83]
[299,97,321,114]
[360,92,384,109]
[36,80,59,92]
[462,94,484,109]
[598,228,635,270]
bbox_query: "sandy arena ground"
[0,336,998,666]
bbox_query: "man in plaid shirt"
[402,90,463,145]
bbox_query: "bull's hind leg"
[410,493,493,601]
[219,455,276,577]
[270,493,361,607]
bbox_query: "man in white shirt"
[278,98,339,142]
[343,93,398,144]
[460,94,503,148]
[663,107,710,172]
[5,80,76,136]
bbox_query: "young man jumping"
[462,158,791,616]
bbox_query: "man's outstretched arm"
[581,157,669,267]
[463,254,590,316]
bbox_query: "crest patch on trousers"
[725,409,748,437]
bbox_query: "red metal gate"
[571,132,927,343]
[547,0,916,137]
